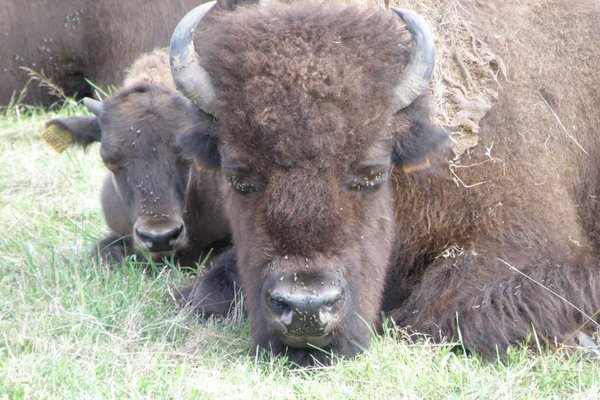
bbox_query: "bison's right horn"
[169,1,219,117]
[390,8,436,112]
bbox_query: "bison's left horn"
[82,97,104,116]
[390,8,435,112]
[169,1,218,117]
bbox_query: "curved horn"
[390,8,436,111]
[169,1,218,117]
[82,97,104,116]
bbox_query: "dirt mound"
[372,0,503,157]
[394,0,503,158]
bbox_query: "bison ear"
[42,116,102,153]
[177,128,221,171]
[392,121,450,173]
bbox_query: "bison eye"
[227,175,258,194]
[345,167,389,192]
[102,160,123,172]
[100,145,125,172]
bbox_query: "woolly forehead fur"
[99,83,197,151]
[197,1,413,169]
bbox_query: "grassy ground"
[1,103,600,399]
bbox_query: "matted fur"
[122,48,176,90]
[180,0,600,365]
[385,0,600,354]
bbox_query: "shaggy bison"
[45,49,230,265]
[171,0,600,365]
[1,0,257,106]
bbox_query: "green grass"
[1,103,600,399]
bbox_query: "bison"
[45,48,230,266]
[171,0,600,366]
[0,0,257,107]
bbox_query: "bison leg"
[388,246,600,357]
[175,248,241,318]
[92,233,135,266]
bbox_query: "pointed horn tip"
[169,1,219,117]
[390,7,436,111]
[390,8,431,29]
[82,97,103,116]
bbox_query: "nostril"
[134,224,184,252]
[319,294,344,325]
[327,289,344,307]
[267,292,293,326]
[165,224,184,243]
[266,285,346,331]
[269,296,291,314]
[134,227,152,242]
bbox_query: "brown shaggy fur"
[0,0,257,106]
[385,0,600,354]
[47,49,230,266]
[180,0,600,365]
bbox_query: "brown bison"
[0,0,257,106]
[45,48,230,266]
[171,0,600,365]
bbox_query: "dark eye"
[227,175,258,194]
[345,166,389,191]
[102,159,122,171]
[222,159,264,195]
[100,145,124,171]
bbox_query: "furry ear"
[42,116,102,153]
[392,121,450,173]
[177,126,221,171]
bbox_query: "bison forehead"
[198,2,411,166]
[101,83,195,145]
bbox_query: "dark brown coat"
[0,0,256,106]
[46,49,230,266]
[175,0,600,365]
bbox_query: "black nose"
[134,224,184,253]
[266,279,345,338]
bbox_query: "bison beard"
[171,0,600,366]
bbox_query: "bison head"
[47,84,200,261]
[171,1,445,365]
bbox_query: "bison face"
[179,111,448,366]
[48,84,199,260]
[94,86,197,260]
[170,0,440,365]
[223,151,397,365]
[178,117,398,366]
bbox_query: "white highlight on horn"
[169,1,219,117]
[83,97,104,116]
[390,8,436,112]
